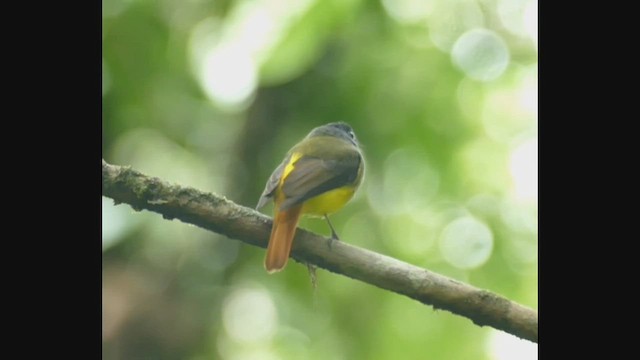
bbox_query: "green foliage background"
[102,0,538,359]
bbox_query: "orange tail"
[264,205,303,273]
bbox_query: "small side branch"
[102,159,538,343]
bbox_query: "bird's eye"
[349,130,355,138]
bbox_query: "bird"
[256,122,365,273]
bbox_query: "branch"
[102,159,538,343]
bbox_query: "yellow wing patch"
[281,152,303,185]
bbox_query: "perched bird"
[256,122,365,273]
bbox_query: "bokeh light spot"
[451,28,509,81]
[498,199,537,275]
[222,287,278,344]
[439,215,493,269]
[497,0,530,37]
[367,148,440,216]
[524,1,538,49]
[427,0,484,53]
[102,197,137,250]
[480,65,537,143]
[509,137,537,202]
[497,0,537,49]
[381,0,434,24]
[188,0,319,110]
[201,43,257,110]
[489,330,538,360]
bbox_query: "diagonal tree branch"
[102,159,538,343]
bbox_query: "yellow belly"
[301,186,356,216]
